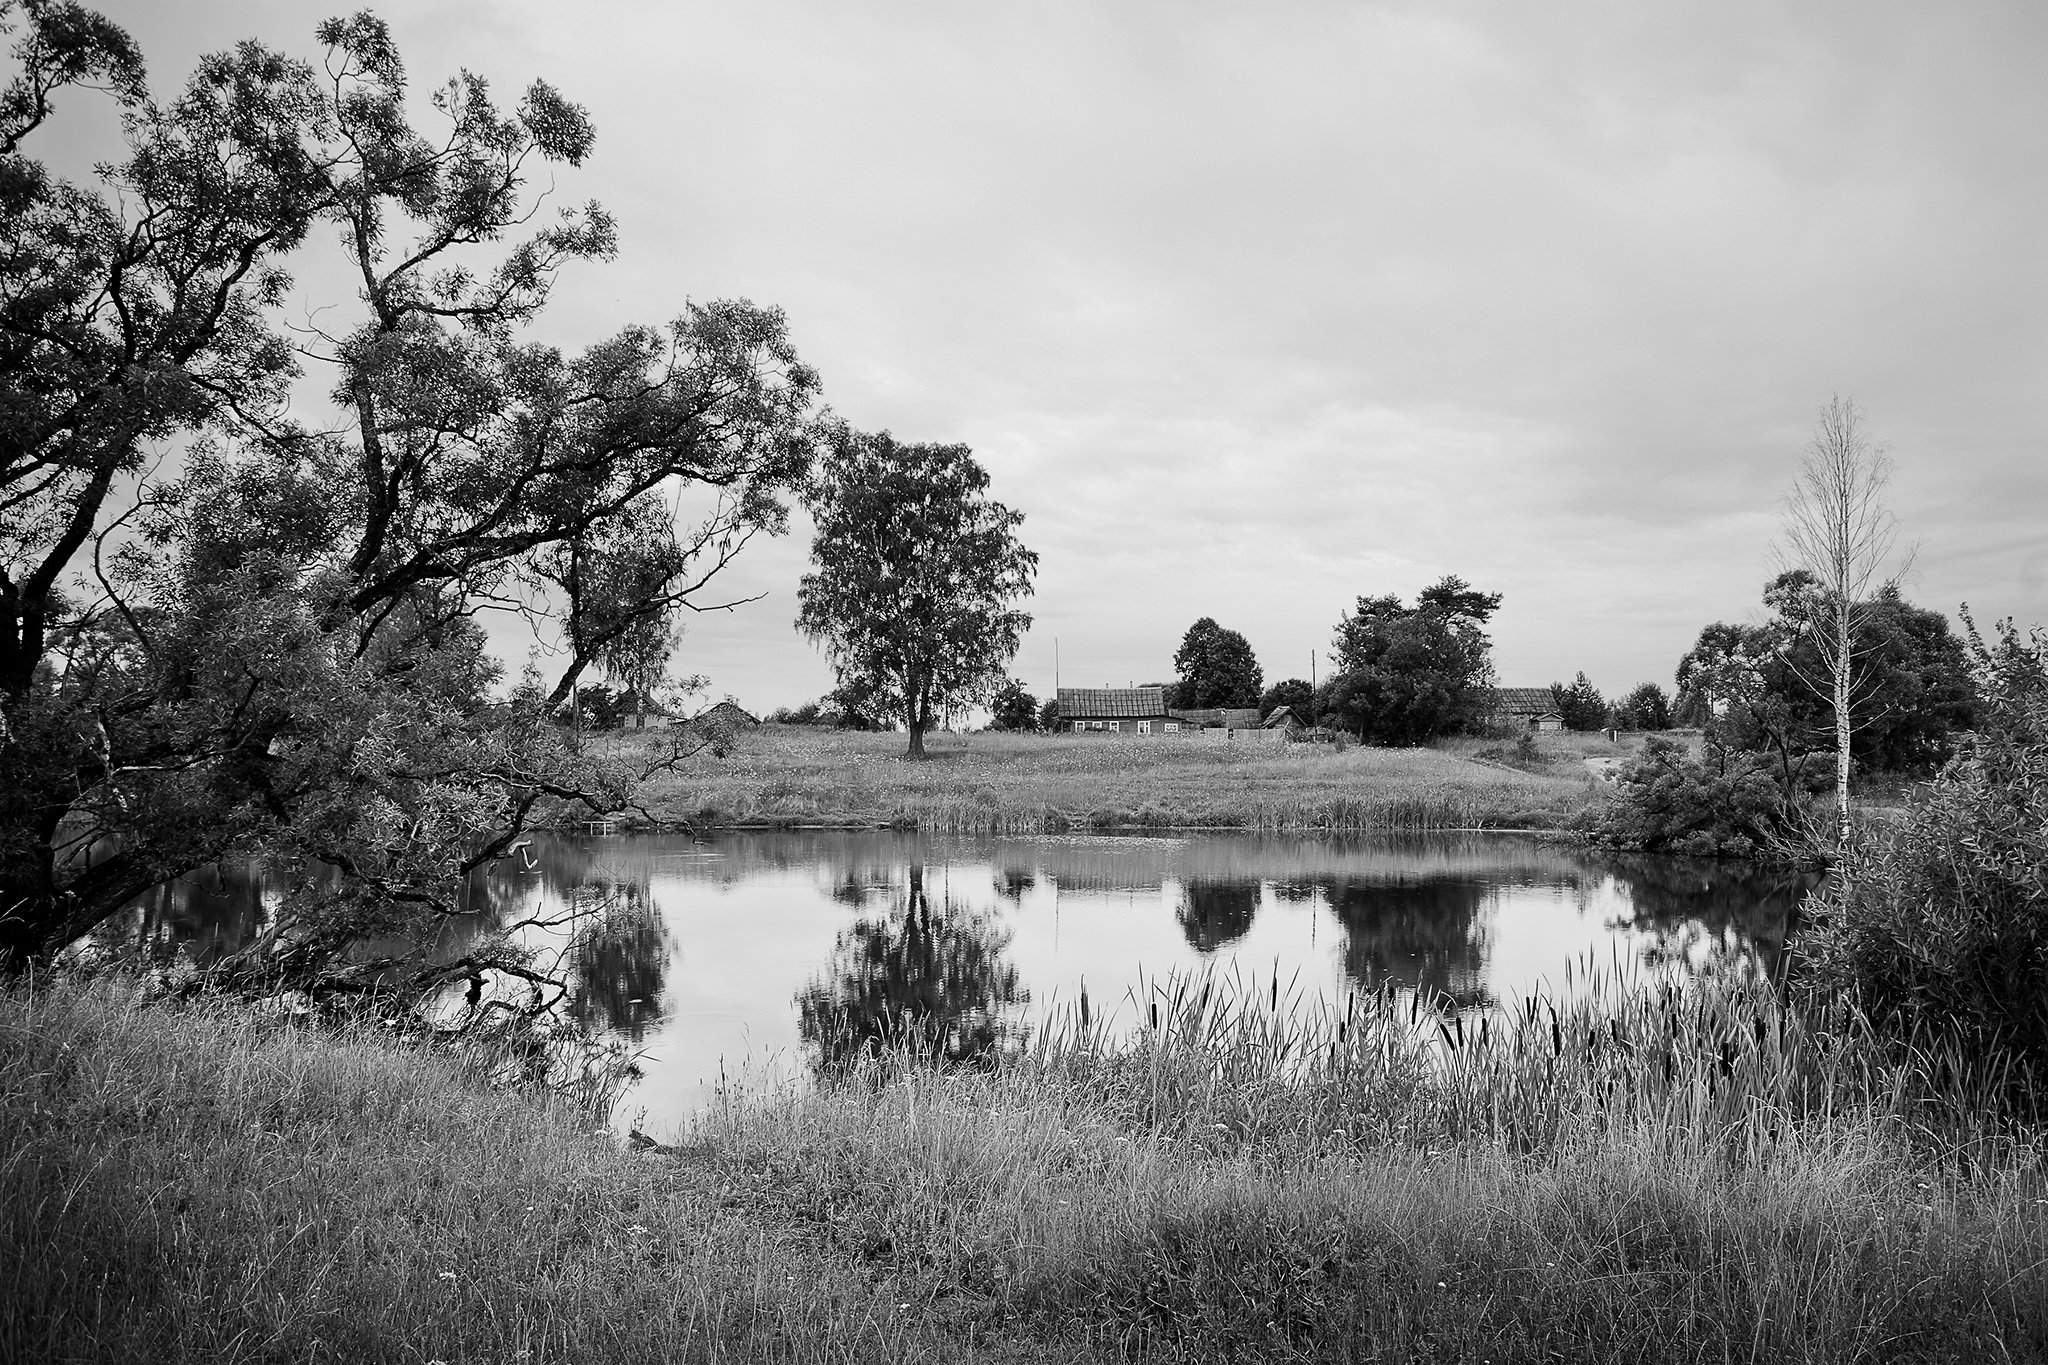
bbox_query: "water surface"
[128,830,1813,1135]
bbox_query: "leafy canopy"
[0,7,819,974]
[1322,576,1501,744]
[1674,574,1977,782]
[988,678,1039,732]
[797,430,1036,758]
[1170,617,1262,710]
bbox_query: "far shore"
[593,723,1645,836]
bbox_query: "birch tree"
[1778,397,1906,849]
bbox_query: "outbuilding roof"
[1492,687,1558,716]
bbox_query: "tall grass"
[690,966,2048,1361]
[0,979,1071,1364]
[12,969,2043,1362]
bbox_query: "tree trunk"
[1834,597,1853,851]
[904,672,930,759]
[905,706,927,759]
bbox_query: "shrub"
[1795,686,2048,1088]
[1592,736,1810,859]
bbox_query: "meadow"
[620,724,1623,834]
[6,972,2043,1363]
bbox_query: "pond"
[125,830,1816,1135]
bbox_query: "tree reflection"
[125,863,272,962]
[1176,879,1260,953]
[994,866,1036,902]
[796,865,1026,1075]
[1598,853,1819,980]
[566,881,669,1042]
[1325,877,1492,1008]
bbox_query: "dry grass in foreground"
[621,725,1607,833]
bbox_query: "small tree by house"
[1549,672,1609,731]
[1170,618,1263,709]
[988,679,1039,731]
[1259,677,1314,721]
[1612,682,1673,731]
[797,430,1037,759]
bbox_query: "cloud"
[83,0,2048,708]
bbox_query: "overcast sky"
[70,1,2048,711]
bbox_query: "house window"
[1137,720,1151,735]
[1108,721,1121,733]
[1072,721,1085,732]
[1165,721,1180,733]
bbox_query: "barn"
[1492,687,1566,732]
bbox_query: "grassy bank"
[8,975,2044,1362]
[622,726,1610,833]
[0,981,1057,1364]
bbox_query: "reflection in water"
[120,829,1819,1130]
[1324,878,1493,1008]
[566,881,669,1042]
[1177,880,1261,954]
[125,864,273,965]
[1598,853,1818,980]
[795,866,1027,1074]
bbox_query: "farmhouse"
[1492,687,1566,732]
[1057,686,1194,735]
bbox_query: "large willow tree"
[0,7,819,973]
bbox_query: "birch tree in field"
[1779,397,1907,850]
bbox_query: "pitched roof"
[1263,705,1302,728]
[1492,687,1558,716]
[1058,686,1169,719]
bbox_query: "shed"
[1491,687,1566,733]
